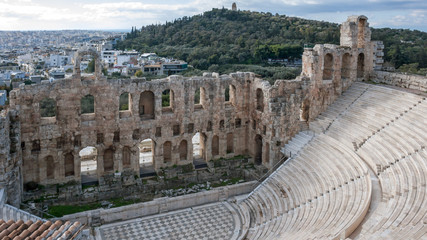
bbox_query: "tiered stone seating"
[235,82,427,239]
[309,84,370,133]
[282,131,314,157]
[237,133,371,239]
[318,83,427,239]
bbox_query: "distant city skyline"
[0,0,426,32]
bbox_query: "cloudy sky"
[0,0,426,31]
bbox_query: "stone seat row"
[352,119,427,238]
[310,83,370,133]
[310,87,421,136]
[324,94,425,150]
[237,133,371,239]
[315,84,427,239]
[282,131,314,157]
[354,150,427,239]
[243,169,370,240]
[235,83,426,239]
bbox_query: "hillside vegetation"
[118,8,427,75]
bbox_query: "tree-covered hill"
[117,8,427,72]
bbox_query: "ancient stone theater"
[0,16,426,239]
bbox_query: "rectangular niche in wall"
[173,124,180,136]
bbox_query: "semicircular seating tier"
[233,82,427,239]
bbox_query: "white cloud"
[0,0,425,31]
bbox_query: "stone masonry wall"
[371,71,427,92]
[0,109,22,207]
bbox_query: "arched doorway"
[139,138,156,178]
[64,152,75,177]
[357,53,365,79]
[341,53,351,79]
[45,156,55,180]
[255,135,263,165]
[179,140,188,161]
[323,53,333,80]
[212,135,219,157]
[104,148,114,172]
[226,133,234,154]
[163,141,172,163]
[122,146,132,169]
[79,146,98,186]
[192,132,207,168]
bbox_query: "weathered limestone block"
[371,71,427,92]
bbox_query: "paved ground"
[96,202,240,240]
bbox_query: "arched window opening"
[163,141,172,163]
[64,152,74,177]
[212,135,219,157]
[179,140,188,161]
[230,85,236,106]
[225,85,230,102]
[341,53,351,79]
[256,88,264,112]
[104,148,114,172]
[80,54,94,73]
[226,133,234,154]
[194,88,200,104]
[45,156,54,179]
[73,48,103,78]
[200,87,207,107]
[323,53,333,80]
[119,92,130,111]
[193,88,201,110]
[357,53,365,78]
[81,94,94,114]
[40,98,56,118]
[80,146,97,184]
[255,135,262,165]
[162,89,171,107]
[122,146,131,168]
[139,91,155,119]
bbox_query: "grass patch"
[48,203,102,217]
[211,177,243,188]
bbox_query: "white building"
[101,50,120,65]
[49,54,71,67]
[115,51,138,67]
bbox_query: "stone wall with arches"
[1,15,380,203]
[9,71,252,185]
